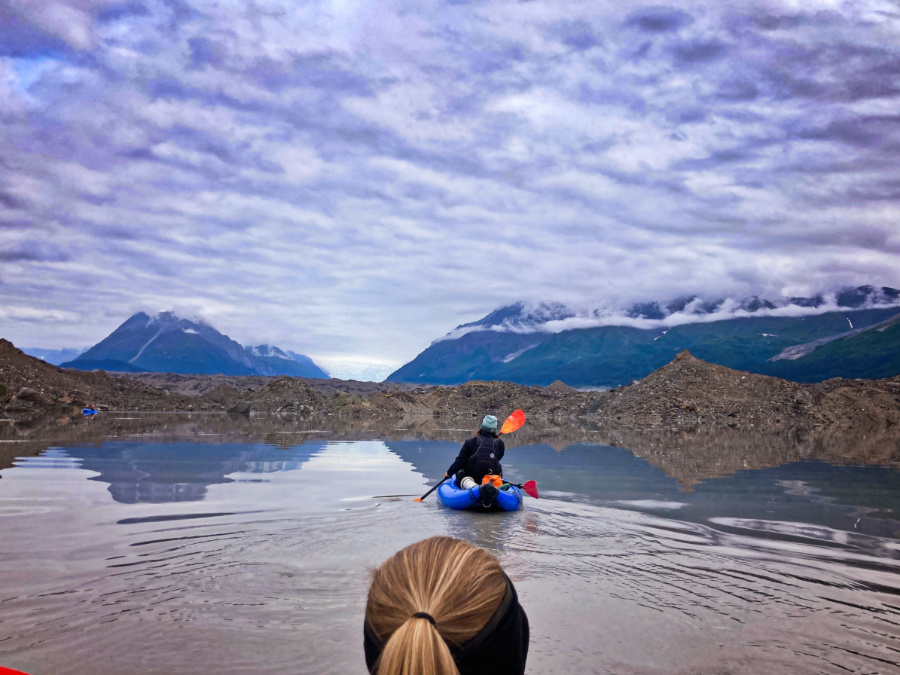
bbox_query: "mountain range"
[60,312,329,378]
[387,286,900,387]
[21,347,86,365]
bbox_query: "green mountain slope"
[388,308,900,387]
[767,314,900,382]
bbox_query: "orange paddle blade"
[500,409,526,435]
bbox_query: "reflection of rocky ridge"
[593,423,900,490]
[3,412,898,494]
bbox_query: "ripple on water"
[2,436,900,674]
[504,498,900,674]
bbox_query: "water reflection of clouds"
[301,441,416,472]
[616,500,689,510]
[709,517,900,568]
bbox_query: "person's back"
[364,536,529,675]
[444,415,506,486]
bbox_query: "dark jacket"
[447,433,505,482]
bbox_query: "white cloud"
[438,293,900,341]
[1,0,899,371]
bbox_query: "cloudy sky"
[2,0,899,378]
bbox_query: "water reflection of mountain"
[68,441,325,504]
[4,411,899,499]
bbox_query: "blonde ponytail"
[365,537,507,675]
[376,618,459,675]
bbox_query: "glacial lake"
[1,414,899,674]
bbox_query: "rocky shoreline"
[2,338,899,437]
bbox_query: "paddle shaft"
[413,478,447,502]
[507,480,539,499]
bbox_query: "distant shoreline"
[2,339,899,440]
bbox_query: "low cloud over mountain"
[439,286,900,341]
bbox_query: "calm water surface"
[1,415,899,674]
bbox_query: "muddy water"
[1,415,899,674]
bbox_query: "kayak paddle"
[414,409,527,503]
[413,478,448,502]
[500,409,526,435]
[500,411,536,496]
[508,480,539,499]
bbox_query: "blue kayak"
[82,408,98,416]
[437,476,523,512]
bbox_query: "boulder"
[16,387,52,407]
[228,401,251,415]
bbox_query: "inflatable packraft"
[437,476,523,512]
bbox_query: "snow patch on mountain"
[129,328,164,363]
[247,344,293,360]
[148,311,210,328]
[501,344,541,363]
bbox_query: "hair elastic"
[412,612,436,626]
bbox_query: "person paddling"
[443,415,505,494]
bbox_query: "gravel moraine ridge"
[2,339,899,436]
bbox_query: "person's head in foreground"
[364,536,529,675]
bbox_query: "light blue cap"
[481,414,498,431]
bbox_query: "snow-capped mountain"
[21,347,86,365]
[61,312,328,377]
[389,286,900,387]
[439,286,900,340]
[246,344,329,378]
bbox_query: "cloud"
[0,0,899,377]
[672,38,728,64]
[623,7,694,34]
[0,240,70,262]
[2,0,118,51]
[548,20,603,52]
[437,292,900,341]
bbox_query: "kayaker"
[364,536,529,675]
[443,415,504,490]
